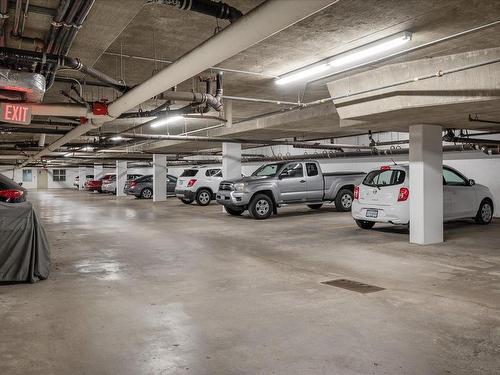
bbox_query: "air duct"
[148,0,243,23]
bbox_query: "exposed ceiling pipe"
[102,51,279,78]
[0,0,9,47]
[60,0,95,56]
[0,47,128,92]
[222,95,303,107]
[18,0,339,168]
[147,0,243,23]
[116,132,373,150]
[107,0,337,118]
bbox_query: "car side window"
[205,169,220,177]
[443,168,468,186]
[306,163,319,177]
[281,163,303,178]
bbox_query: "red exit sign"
[1,103,32,125]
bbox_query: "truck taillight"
[398,187,409,201]
[353,186,360,200]
[187,179,197,187]
[0,189,23,202]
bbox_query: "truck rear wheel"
[307,204,323,209]
[335,189,354,212]
[249,194,273,220]
[355,220,375,229]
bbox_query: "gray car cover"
[0,201,51,282]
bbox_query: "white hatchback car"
[352,165,494,229]
[175,167,223,206]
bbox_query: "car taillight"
[0,189,23,202]
[353,186,360,200]
[380,165,391,170]
[398,187,409,201]
[130,181,137,187]
[187,179,197,187]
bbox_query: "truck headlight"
[234,183,246,192]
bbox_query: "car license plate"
[366,209,378,218]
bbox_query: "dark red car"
[84,174,115,193]
[0,174,27,203]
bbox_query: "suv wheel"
[355,219,375,229]
[225,207,244,216]
[335,189,354,212]
[140,187,153,199]
[475,199,493,225]
[249,194,273,220]
[196,189,212,206]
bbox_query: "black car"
[0,174,27,203]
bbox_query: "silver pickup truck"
[216,160,365,219]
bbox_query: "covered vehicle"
[351,165,494,229]
[102,174,143,194]
[124,174,177,199]
[0,174,27,203]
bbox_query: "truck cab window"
[306,163,318,177]
[281,163,303,178]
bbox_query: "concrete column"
[409,124,443,245]
[116,161,127,197]
[153,154,167,202]
[222,142,241,180]
[94,164,104,180]
[78,167,86,190]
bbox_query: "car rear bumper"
[216,190,249,207]
[175,189,196,201]
[352,200,409,224]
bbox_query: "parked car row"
[77,160,494,228]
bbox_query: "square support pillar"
[78,167,86,190]
[153,154,167,202]
[94,164,104,180]
[222,142,241,180]
[409,125,443,245]
[116,161,127,197]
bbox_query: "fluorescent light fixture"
[151,115,184,128]
[276,64,329,85]
[110,136,123,141]
[275,32,412,85]
[81,146,94,152]
[64,152,73,157]
[329,32,412,68]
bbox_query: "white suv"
[175,167,223,206]
[352,164,494,229]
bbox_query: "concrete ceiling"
[2,0,500,159]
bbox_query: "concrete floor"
[1,190,500,375]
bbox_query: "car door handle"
[300,180,306,183]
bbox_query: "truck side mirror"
[279,171,289,179]
[469,179,475,186]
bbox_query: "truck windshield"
[252,162,286,177]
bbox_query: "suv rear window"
[180,169,198,177]
[363,169,405,187]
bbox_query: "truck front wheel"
[335,189,354,212]
[249,194,273,220]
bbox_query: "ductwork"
[148,0,243,23]
[0,47,128,92]
[0,68,46,102]
[19,0,339,168]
